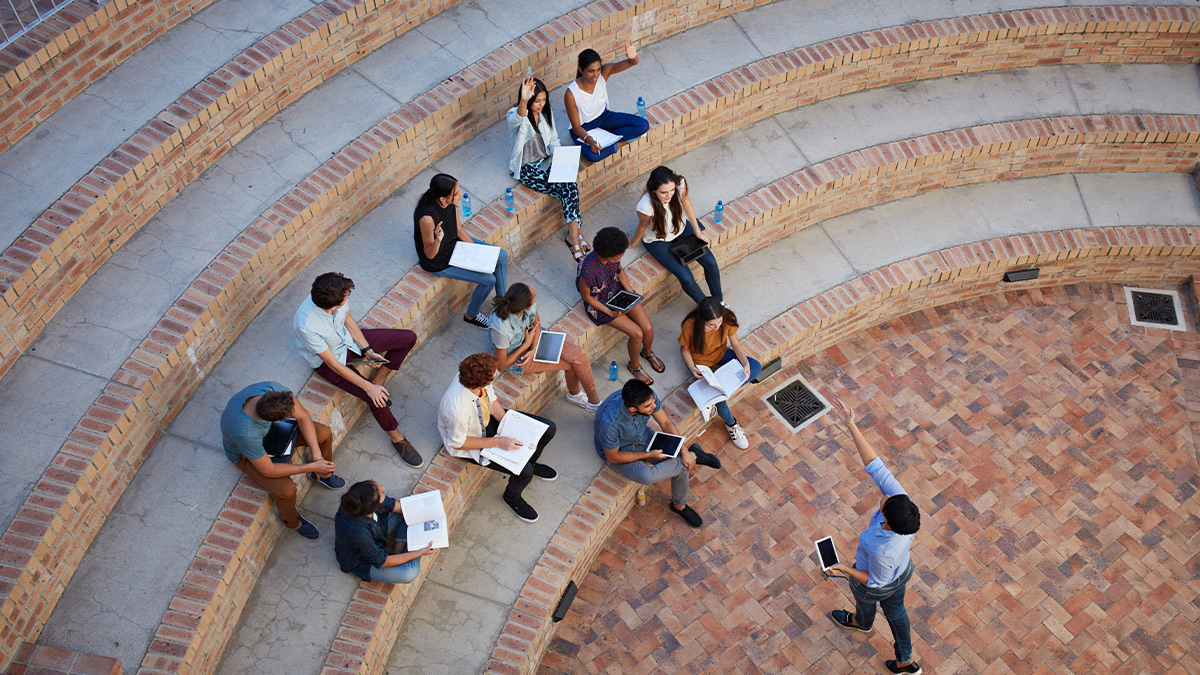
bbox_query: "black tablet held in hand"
[815,536,839,571]
[604,290,642,313]
[646,431,684,459]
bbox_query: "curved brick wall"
[490,225,1200,674]
[2,3,1198,667]
[1,3,1198,384]
[0,0,471,381]
[0,0,219,154]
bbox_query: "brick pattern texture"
[0,0,219,154]
[7,641,122,675]
[541,283,1200,674]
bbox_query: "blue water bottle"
[462,192,471,219]
[608,360,618,381]
[637,96,646,118]
[505,187,514,212]
[714,199,724,224]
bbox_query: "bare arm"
[247,453,333,480]
[678,180,708,243]
[492,316,540,370]
[633,210,652,243]
[601,40,640,78]
[832,562,870,584]
[564,90,601,155]
[651,408,694,469]
[381,543,435,567]
[291,399,326,464]
[727,332,751,379]
[315,349,390,408]
[418,215,444,259]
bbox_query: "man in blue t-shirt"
[826,396,923,675]
[592,380,722,528]
[220,381,342,540]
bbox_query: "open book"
[687,360,750,421]
[480,410,548,474]
[399,490,449,550]
[448,241,501,274]
[588,128,622,149]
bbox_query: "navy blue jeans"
[432,237,509,317]
[570,108,650,162]
[643,222,723,304]
[849,560,916,664]
[712,349,760,426]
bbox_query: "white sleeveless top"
[567,75,609,124]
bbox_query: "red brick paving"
[540,284,1200,675]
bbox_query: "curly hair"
[311,272,355,310]
[592,226,629,259]
[255,391,294,421]
[458,353,499,389]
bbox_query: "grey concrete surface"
[13,0,1200,671]
[0,0,317,250]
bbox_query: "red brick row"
[0,0,220,154]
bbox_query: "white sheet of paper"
[448,241,501,274]
[588,128,621,148]
[400,489,449,549]
[480,411,548,474]
[688,361,749,420]
[548,145,581,183]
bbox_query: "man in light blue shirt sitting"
[826,396,923,675]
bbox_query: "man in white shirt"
[826,396,923,675]
[294,272,422,467]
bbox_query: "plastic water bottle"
[505,187,514,212]
[608,360,618,381]
[636,96,646,118]
[462,192,471,219]
[714,199,724,224]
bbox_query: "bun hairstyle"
[576,48,602,77]
[491,282,534,321]
[517,77,554,130]
[645,166,685,240]
[340,481,382,517]
[683,297,738,355]
[414,173,458,216]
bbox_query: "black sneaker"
[886,660,922,675]
[393,439,424,468]
[311,473,346,489]
[690,444,722,470]
[464,313,489,329]
[503,495,539,523]
[532,464,558,481]
[670,503,703,528]
[293,514,320,541]
[831,610,870,633]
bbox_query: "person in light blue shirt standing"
[826,396,923,675]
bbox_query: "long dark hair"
[646,166,685,240]
[576,48,602,77]
[683,297,737,355]
[341,481,382,517]
[517,77,554,131]
[414,173,457,215]
[491,282,534,320]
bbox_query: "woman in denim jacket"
[507,76,590,261]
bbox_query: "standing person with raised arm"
[294,272,423,468]
[825,396,923,675]
[507,76,590,261]
[564,41,650,163]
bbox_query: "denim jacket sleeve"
[506,107,560,177]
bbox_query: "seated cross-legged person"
[438,353,558,523]
[564,41,650,163]
[294,272,422,468]
[507,76,590,261]
[633,165,723,304]
[220,383,340,540]
[593,379,722,528]
[488,282,601,412]
[679,297,761,450]
[334,481,436,585]
[576,227,665,385]
[414,173,510,329]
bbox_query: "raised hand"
[829,395,855,427]
[520,76,536,101]
[623,39,638,61]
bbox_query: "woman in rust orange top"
[679,297,761,449]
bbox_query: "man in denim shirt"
[827,396,923,675]
[593,380,722,527]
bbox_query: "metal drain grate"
[765,379,827,429]
[1131,291,1178,326]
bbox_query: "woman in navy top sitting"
[334,481,435,584]
[564,41,650,163]
[414,173,510,329]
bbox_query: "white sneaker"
[726,422,749,449]
[565,390,600,412]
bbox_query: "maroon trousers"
[314,328,416,432]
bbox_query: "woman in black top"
[414,173,510,329]
[333,481,435,584]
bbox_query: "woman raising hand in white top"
[564,40,650,163]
